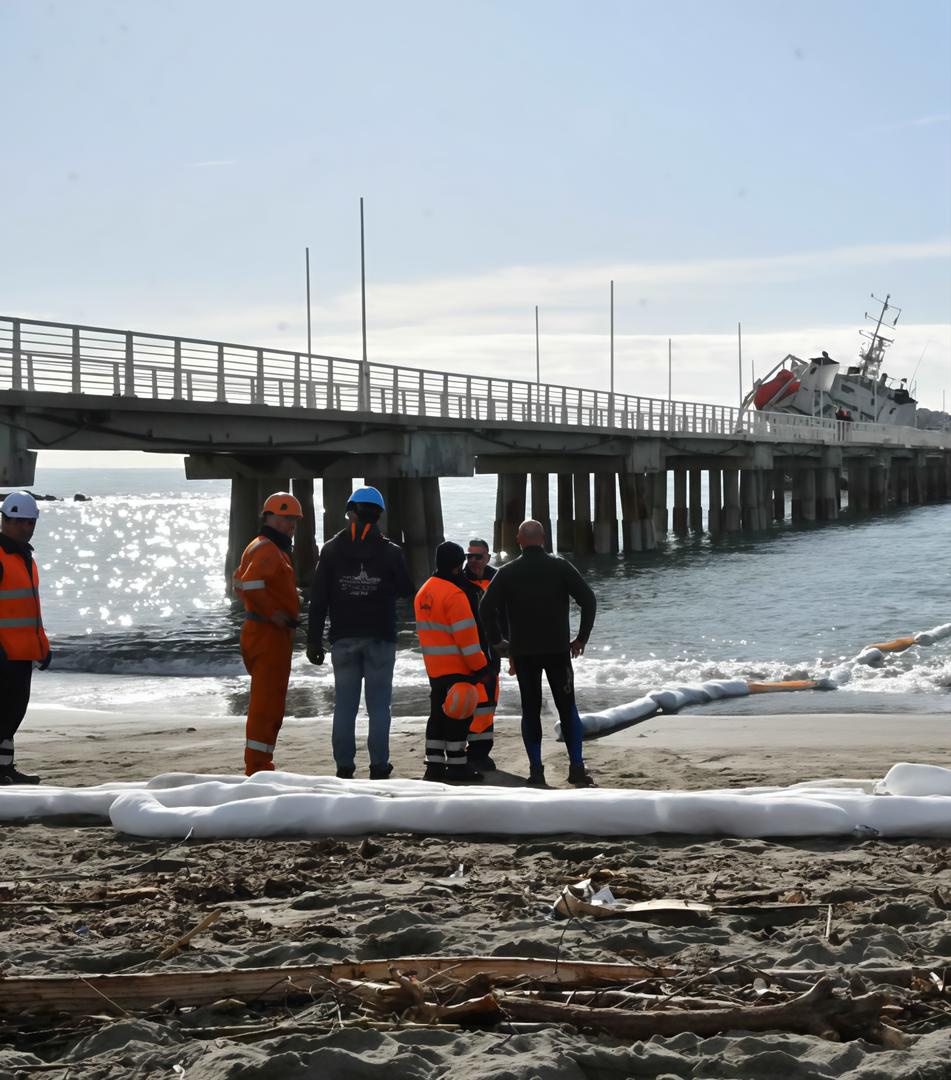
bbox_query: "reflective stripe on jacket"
[0,547,50,661]
[414,575,488,678]
[233,535,300,623]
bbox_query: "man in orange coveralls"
[233,492,303,774]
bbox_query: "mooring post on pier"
[556,473,574,552]
[672,468,688,535]
[291,477,318,585]
[531,472,553,551]
[707,469,722,534]
[572,472,594,554]
[722,467,740,532]
[651,471,668,540]
[593,472,618,554]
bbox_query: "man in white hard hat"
[0,492,52,785]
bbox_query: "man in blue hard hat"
[307,486,414,779]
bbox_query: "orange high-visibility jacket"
[233,535,300,622]
[0,546,50,661]
[415,575,488,679]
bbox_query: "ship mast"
[858,292,901,380]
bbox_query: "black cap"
[436,541,466,573]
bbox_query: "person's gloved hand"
[493,639,511,658]
[306,643,325,665]
[38,649,52,671]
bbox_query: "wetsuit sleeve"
[307,548,331,645]
[478,571,505,645]
[563,559,597,644]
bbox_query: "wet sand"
[2,706,949,1078]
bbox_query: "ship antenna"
[858,292,901,380]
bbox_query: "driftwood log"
[0,955,930,1018]
[502,978,889,1042]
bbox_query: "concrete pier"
[816,467,839,522]
[722,468,741,532]
[707,469,722,534]
[322,476,352,543]
[672,469,688,535]
[619,473,657,552]
[556,474,574,551]
[689,468,703,531]
[792,468,817,522]
[291,476,318,584]
[498,473,527,553]
[573,472,594,554]
[651,471,668,540]
[772,467,786,521]
[531,472,553,551]
[869,464,888,512]
[593,473,618,554]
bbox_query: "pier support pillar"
[421,477,445,551]
[688,468,703,531]
[707,469,722,534]
[816,468,839,522]
[848,464,870,514]
[556,474,574,552]
[672,468,688,535]
[399,479,429,585]
[593,473,618,554]
[722,468,740,532]
[869,465,888,511]
[500,473,527,553]
[322,476,352,544]
[531,472,553,551]
[896,460,911,506]
[225,477,262,585]
[572,472,594,554]
[913,457,928,504]
[791,468,816,522]
[619,473,657,552]
[651,471,668,540]
[772,467,786,521]
[741,469,767,531]
[291,477,318,586]
[493,477,503,552]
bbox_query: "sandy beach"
[1,706,949,1077]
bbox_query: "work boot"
[0,764,41,786]
[335,765,355,780]
[447,765,484,784]
[527,765,547,788]
[475,756,497,772]
[369,763,393,780]
[567,763,596,788]
[423,763,448,783]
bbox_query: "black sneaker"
[335,765,356,779]
[0,765,41,786]
[423,763,448,782]
[527,765,547,787]
[567,763,596,788]
[369,763,393,780]
[447,765,484,784]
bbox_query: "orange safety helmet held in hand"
[443,681,479,720]
[262,492,303,518]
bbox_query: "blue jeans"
[330,637,397,769]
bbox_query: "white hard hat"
[1,492,40,519]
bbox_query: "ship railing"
[0,315,947,451]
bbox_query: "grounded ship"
[744,294,916,426]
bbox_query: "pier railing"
[1,315,947,450]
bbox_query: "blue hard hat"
[348,485,386,511]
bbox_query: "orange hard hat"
[262,492,303,517]
[443,681,479,720]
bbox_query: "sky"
[2,0,950,468]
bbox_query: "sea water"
[22,466,951,722]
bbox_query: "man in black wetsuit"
[479,519,597,788]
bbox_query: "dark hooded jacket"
[308,524,414,644]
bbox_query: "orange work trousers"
[241,620,293,775]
